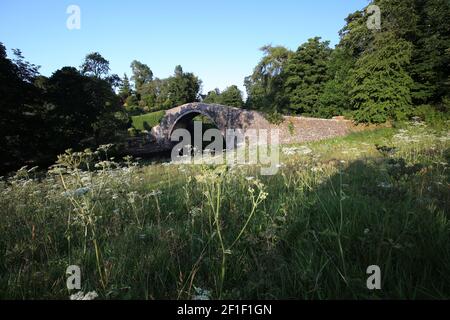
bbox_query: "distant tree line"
[244,0,450,123]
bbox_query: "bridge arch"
[169,109,224,137]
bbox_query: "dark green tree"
[350,32,414,123]
[220,85,244,107]
[283,37,332,115]
[165,65,202,107]
[407,0,450,105]
[0,44,45,170]
[80,52,110,79]
[119,73,132,103]
[318,47,355,118]
[245,45,292,112]
[203,88,221,104]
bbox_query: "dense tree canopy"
[283,37,332,115]
[242,0,450,123]
[245,45,292,113]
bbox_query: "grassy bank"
[0,123,449,299]
[131,110,166,131]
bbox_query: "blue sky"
[0,0,368,94]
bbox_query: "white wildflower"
[149,190,162,197]
[192,287,211,301]
[377,182,393,189]
[70,291,98,300]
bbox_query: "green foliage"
[203,86,244,107]
[413,104,449,129]
[0,45,129,172]
[264,111,284,125]
[408,0,450,105]
[165,65,202,107]
[218,85,244,107]
[318,48,354,118]
[80,52,110,79]
[350,33,414,123]
[283,37,332,116]
[130,60,153,92]
[119,73,132,103]
[288,121,295,136]
[203,88,221,104]
[245,45,292,112]
[131,110,166,131]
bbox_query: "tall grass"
[0,123,448,299]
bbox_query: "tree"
[80,52,110,79]
[283,37,332,115]
[318,47,355,118]
[339,10,375,58]
[245,45,292,112]
[119,73,132,103]
[130,60,153,93]
[203,88,221,104]
[0,43,46,171]
[407,0,450,105]
[165,65,202,107]
[220,85,244,107]
[350,32,414,123]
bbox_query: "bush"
[412,105,449,129]
[264,111,284,125]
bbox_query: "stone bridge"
[124,102,353,155]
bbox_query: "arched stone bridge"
[124,102,353,155]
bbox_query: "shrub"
[264,111,284,125]
[413,105,449,130]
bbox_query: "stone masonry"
[124,102,353,155]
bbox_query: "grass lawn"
[131,110,166,131]
[0,123,449,299]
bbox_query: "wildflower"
[74,187,90,197]
[127,191,138,204]
[377,182,393,189]
[245,176,255,181]
[149,190,162,197]
[70,291,98,300]
[192,287,211,301]
[62,187,90,198]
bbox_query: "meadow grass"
[0,123,449,299]
[131,110,166,131]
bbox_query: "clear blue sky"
[0,0,368,94]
